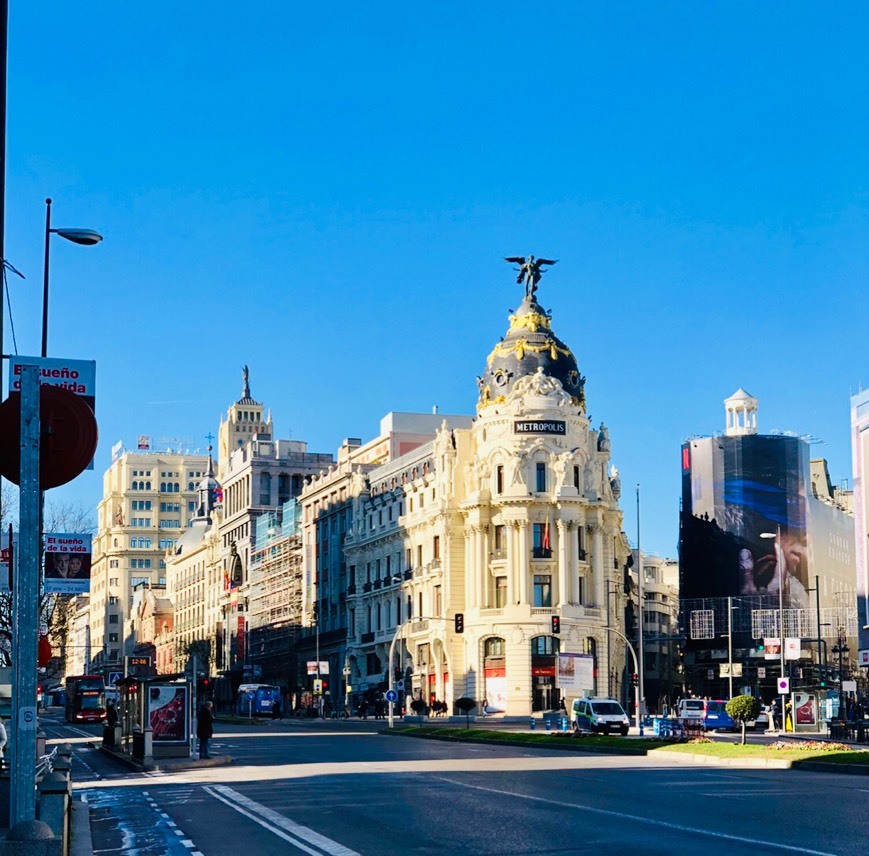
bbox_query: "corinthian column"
[591,523,604,608]
[518,521,530,604]
[506,521,516,606]
[556,519,568,607]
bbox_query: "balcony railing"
[373,580,382,590]
[489,549,506,560]
[360,631,375,643]
[347,584,357,595]
[362,582,372,593]
[532,548,553,560]
[404,569,413,580]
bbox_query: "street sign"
[107,672,122,685]
[385,689,398,703]
[395,679,405,691]
[758,667,766,679]
[778,677,790,694]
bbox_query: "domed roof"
[477,295,585,411]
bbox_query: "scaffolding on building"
[248,502,304,683]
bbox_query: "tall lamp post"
[42,197,102,356]
[832,626,849,721]
[760,529,785,708]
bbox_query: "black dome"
[477,296,585,411]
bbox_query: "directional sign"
[385,689,398,703]
[108,672,123,686]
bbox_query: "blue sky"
[2,3,867,556]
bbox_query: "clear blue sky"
[2,3,867,557]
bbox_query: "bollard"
[5,818,61,856]
[561,716,568,732]
[545,717,551,731]
[37,772,71,854]
[529,717,536,730]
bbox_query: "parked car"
[746,704,770,731]
[677,698,735,731]
[572,698,630,735]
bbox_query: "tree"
[455,697,477,729]
[726,694,761,745]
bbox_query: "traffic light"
[454,613,464,633]
[630,673,639,687]
[551,615,561,634]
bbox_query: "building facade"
[680,389,857,700]
[346,286,629,716]
[90,448,210,671]
[851,389,869,669]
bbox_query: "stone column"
[556,519,568,607]
[592,524,604,608]
[518,521,530,604]
[476,526,486,608]
[505,522,516,606]
[464,526,475,609]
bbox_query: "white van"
[572,697,630,735]
[677,698,705,723]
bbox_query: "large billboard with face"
[681,434,850,609]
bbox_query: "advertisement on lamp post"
[147,684,190,744]
[44,533,92,594]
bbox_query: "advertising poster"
[763,638,781,660]
[793,692,817,729]
[44,533,92,594]
[557,653,594,693]
[10,357,96,470]
[148,684,189,743]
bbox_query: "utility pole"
[636,485,645,737]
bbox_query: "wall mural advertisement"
[681,436,821,608]
[148,684,189,743]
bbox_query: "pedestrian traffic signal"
[454,613,464,633]
[630,673,639,687]
[551,615,561,634]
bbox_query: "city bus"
[65,675,107,723]
[236,684,281,717]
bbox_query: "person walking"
[197,700,215,759]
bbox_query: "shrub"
[726,694,761,744]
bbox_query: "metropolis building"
[344,282,630,716]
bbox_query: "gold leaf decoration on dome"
[489,338,573,361]
[508,311,552,334]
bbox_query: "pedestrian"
[0,715,7,769]
[106,700,119,728]
[271,697,282,721]
[197,700,215,759]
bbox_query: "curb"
[98,746,233,773]
[71,796,94,856]
[650,749,793,769]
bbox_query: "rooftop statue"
[505,254,558,299]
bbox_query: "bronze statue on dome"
[505,255,558,299]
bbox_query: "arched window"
[160,482,166,492]
[145,481,151,490]
[531,635,559,656]
[484,637,505,658]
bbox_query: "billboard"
[557,653,594,694]
[44,533,92,594]
[680,434,850,610]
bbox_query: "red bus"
[65,675,106,723]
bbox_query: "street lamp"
[42,197,103,357]
[760,529,785,717]
[832,627,849,721]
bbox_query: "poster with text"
[557,653,595,694]
[44,533,92,594]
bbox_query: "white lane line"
[431,776,836,856]
[181,841,195,849]
[204,784,361,856]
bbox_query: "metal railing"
[36,746,58,779]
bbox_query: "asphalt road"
[40,709,869,856]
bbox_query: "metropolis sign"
[514,420,565,435]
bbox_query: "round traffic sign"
[385,689,398,703]
[0,386,98,488]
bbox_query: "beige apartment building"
[90,448,210,671]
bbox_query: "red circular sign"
[0,386,98,489]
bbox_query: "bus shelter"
[117,675,193,760]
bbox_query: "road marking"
[432,777,836,856]
[205,784,361,856]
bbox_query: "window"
[533,574,552,607]
[109,596,119,605]
[485,637,505,657]
[573,466,580,489]
[532,523,552,559]
[496,465,504,494]
[536,462,546,492]
[260,473,271,506]
[417,545,423,567]
[109,578,119,587]
[495,576,507,608]
[433,536,440,560]
[532,635,558,656]
[109,615,119,624]
[494,525,505,551]
[108,633,119,643]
